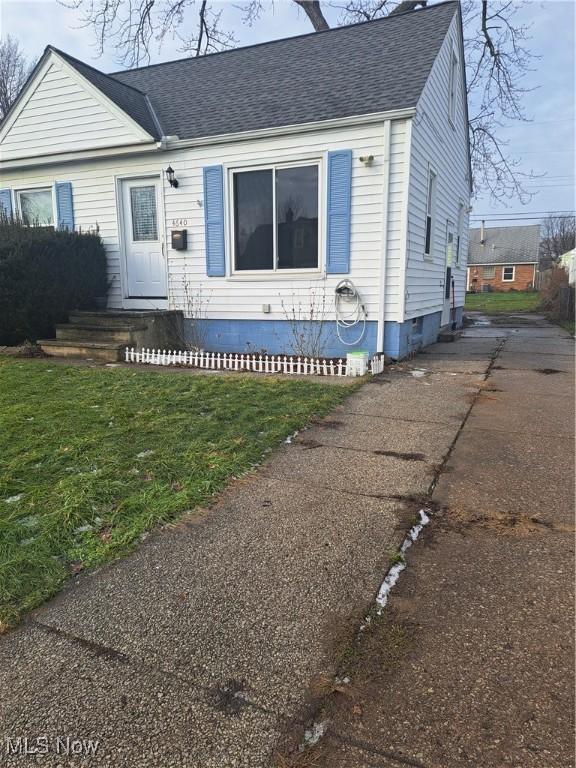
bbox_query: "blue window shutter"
[0,189,13,219]
[55,182,75,230]
[326,150,352,274]
[203,165,226,277]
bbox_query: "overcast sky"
[1,0,574,228]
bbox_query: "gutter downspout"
[377,120,392,353]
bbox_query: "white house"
[0,0,470,360]
[559,249,575,285]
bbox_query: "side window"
[502,266,515,281]
[424,168,437,258]
[449,51,458,123]
[17,188,55,227]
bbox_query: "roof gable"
[468,225,541,265]
[0,49,156,161]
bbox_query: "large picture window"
[233,163,319,272]
[17,188,54,227]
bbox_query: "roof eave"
[163,107,417,149]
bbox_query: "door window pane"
[130,186,158,241]
[19,189,53,226]
[234,170,273,270]
[277,166,318,269]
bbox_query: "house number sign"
[172,219,188,227]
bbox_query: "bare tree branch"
[61,0,538,203]
[0,36,36,119]
[540,214,576,269]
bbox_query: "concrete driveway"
[0,314,571,767]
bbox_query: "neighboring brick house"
[467,224,540,292]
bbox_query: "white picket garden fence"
[125,347,386,377]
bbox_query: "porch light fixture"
[165,166,179,188]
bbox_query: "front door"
[441,222,454,327]
[121,177,167,301]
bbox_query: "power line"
[471,210,575,216]
[471,216,575,222]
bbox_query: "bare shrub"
[539,266,575,323]
[175,274,212,351]
[280,285,332,358]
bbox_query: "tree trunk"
[292,0,330,31]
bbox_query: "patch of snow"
[19,515,38,527]
[284,430,299,444]
[302,720,329,749]
[74,524,94,534]
[375,560,406,609]
[5,494,24,504]
[375,509,431,612]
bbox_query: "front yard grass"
[0,358,353,628]
[465,291,541,314]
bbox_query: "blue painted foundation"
[384,311,440,359]
[184,307,464,360]
[186,318,378,358]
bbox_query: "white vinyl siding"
[383,118,411,322]
[0,61,149,161]
[403,14,470,319]
[0,121,395,320]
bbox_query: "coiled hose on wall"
[335,279,367,346]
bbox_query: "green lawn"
[465,291,541,314]
[0,359,353,628]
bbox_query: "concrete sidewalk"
[0,322,499,767]
[307,314,575,768]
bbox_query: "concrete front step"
[45,310,184,361]
[68,311,154,329]
[55,324,139,344]
[39,339,125,362]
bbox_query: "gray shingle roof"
[468,225,541,265]
[101,0,457,141]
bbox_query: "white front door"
[121,177,167,301]
[441,222,454,327]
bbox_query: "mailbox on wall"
[171,230,188,250]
